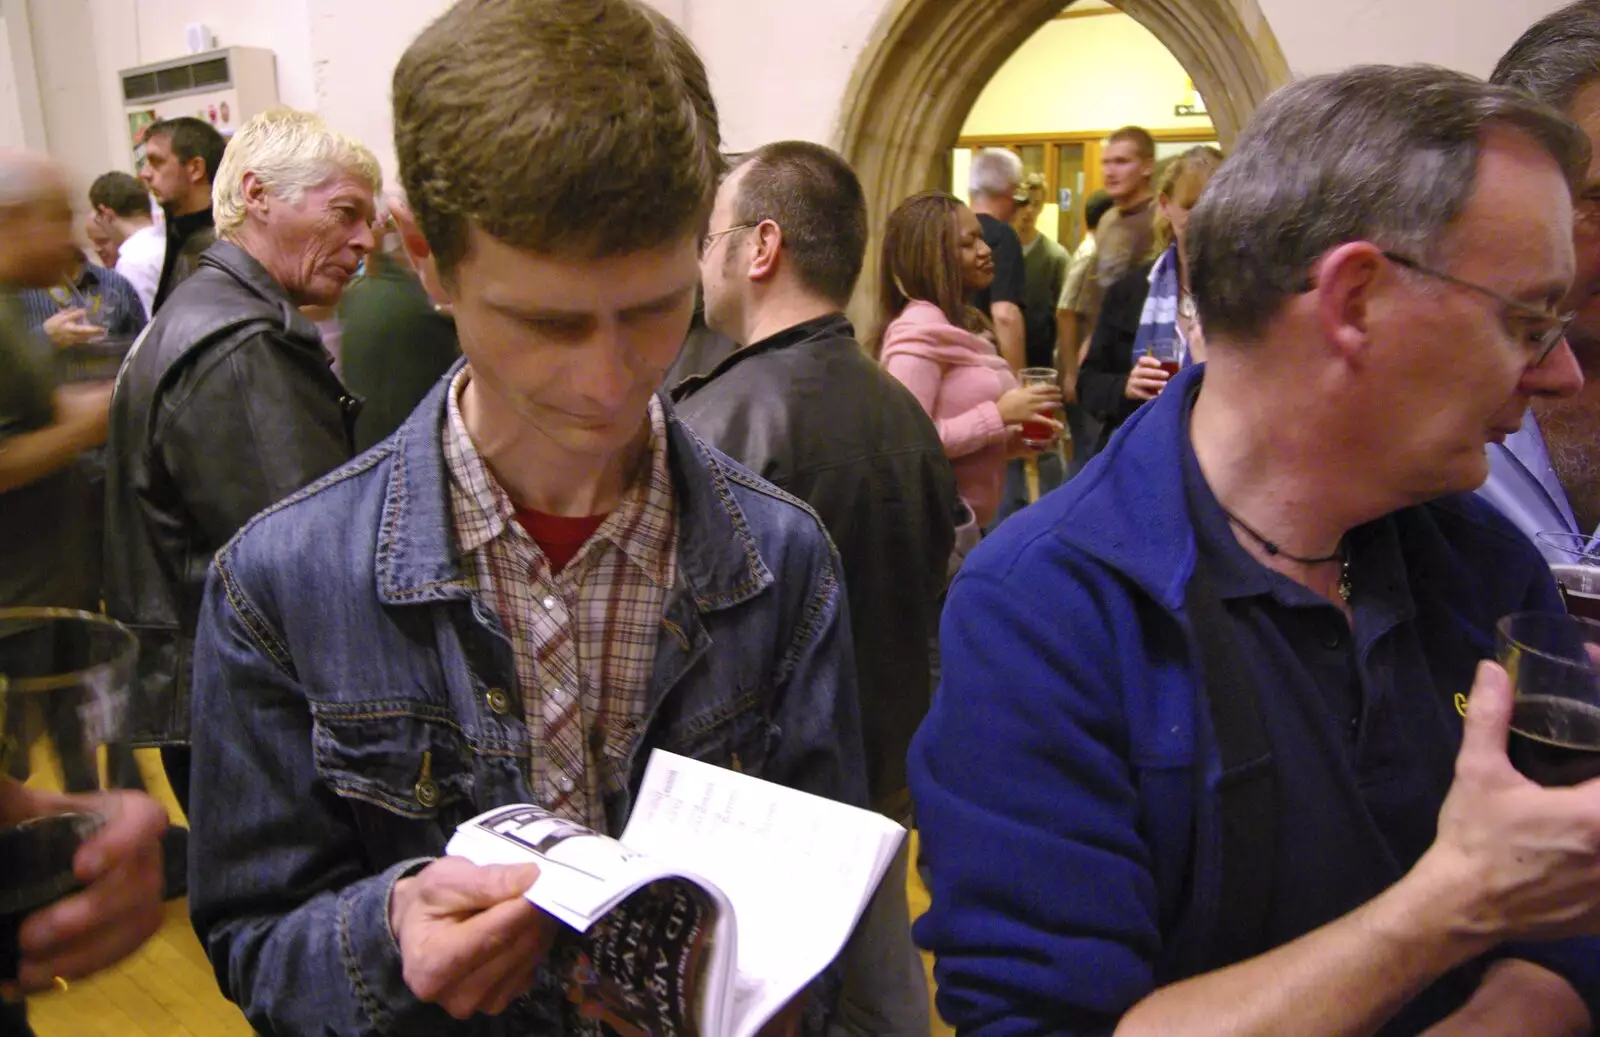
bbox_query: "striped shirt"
[442,368,677,831]
[19,263,148,343]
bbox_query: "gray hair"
[1492,0,1600,114]
[1187,65,1590,343]
[969,148,1023,199]
[214,108,381,236]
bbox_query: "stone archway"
[837,0,1292,324]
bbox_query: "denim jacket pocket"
[310,699,474,822]
[652,689,776,774]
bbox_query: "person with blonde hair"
[1132,145,1225,366]
[1077,146,1223,458]
[104,107,380,820]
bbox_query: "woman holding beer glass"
[873,191,1061,529]
[1078,146,1224,459]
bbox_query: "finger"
[0,783,74,827]
[1459,661,1514,762]
[74,792,168,882]
[21,846,162,960]
[405,896,549,1002]
[420,861,540,915]
[17,891,161,990]
[450,921,550,1017]
[17,865,163,989]
[482,958,542,1017]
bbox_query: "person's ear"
[748,220,782,282]
[1312,241,1386,363]
[184,155,208,187]
[389,199,451,306]
[241,171,270,218]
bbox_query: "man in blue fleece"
[912,65,1600,1036]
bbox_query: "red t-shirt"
[513,507,608,574]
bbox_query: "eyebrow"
[488,284,696,323]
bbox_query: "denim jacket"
[187,373,867,1036]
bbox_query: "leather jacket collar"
[197,241,324,352]
[673,312,853,398]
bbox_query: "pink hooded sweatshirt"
[880,300,1018,528]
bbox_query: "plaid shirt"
[443,369,677,831]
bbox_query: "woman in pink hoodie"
[873,191,1061,528]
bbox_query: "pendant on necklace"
[1337,559,1353,604]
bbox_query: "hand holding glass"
[1497,611,1600,786]
[1147,334,1182,379]
[1015,367,1064,449]
[0,610,135,980]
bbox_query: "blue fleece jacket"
[910,364,1600,1035]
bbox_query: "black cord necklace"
[1218,505,1353,603]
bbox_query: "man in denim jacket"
[184,2,866,1034]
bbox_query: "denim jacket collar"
[375,360,772,611]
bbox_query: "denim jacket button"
[485,688,511,715]
[414,778,439,808]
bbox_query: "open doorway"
[840,0,1290,322]
[950,2,1219,251]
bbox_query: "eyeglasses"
[701,223,759,255]
[1381,250,1574,367]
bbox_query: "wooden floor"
[22,749,955,1036]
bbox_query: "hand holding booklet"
[445,750,905,1037]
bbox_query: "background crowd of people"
[8,1,1600,1036]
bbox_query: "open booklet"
[445,750,905,1037]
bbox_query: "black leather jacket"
[104,241,358,745]
[673,314,957,817]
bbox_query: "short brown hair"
[729,141,867,307]
[146,117,227,185]
[393,0,723,276]
[1107,125,1156,160]
[869,191,973,356]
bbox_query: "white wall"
[16,0,1589,192]
[682,0,883,152]
[87,0,314,184]
[303,0,449,185]
[0,17,20,149]
[1259,0,1567,80]
[963,14,1211,137]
